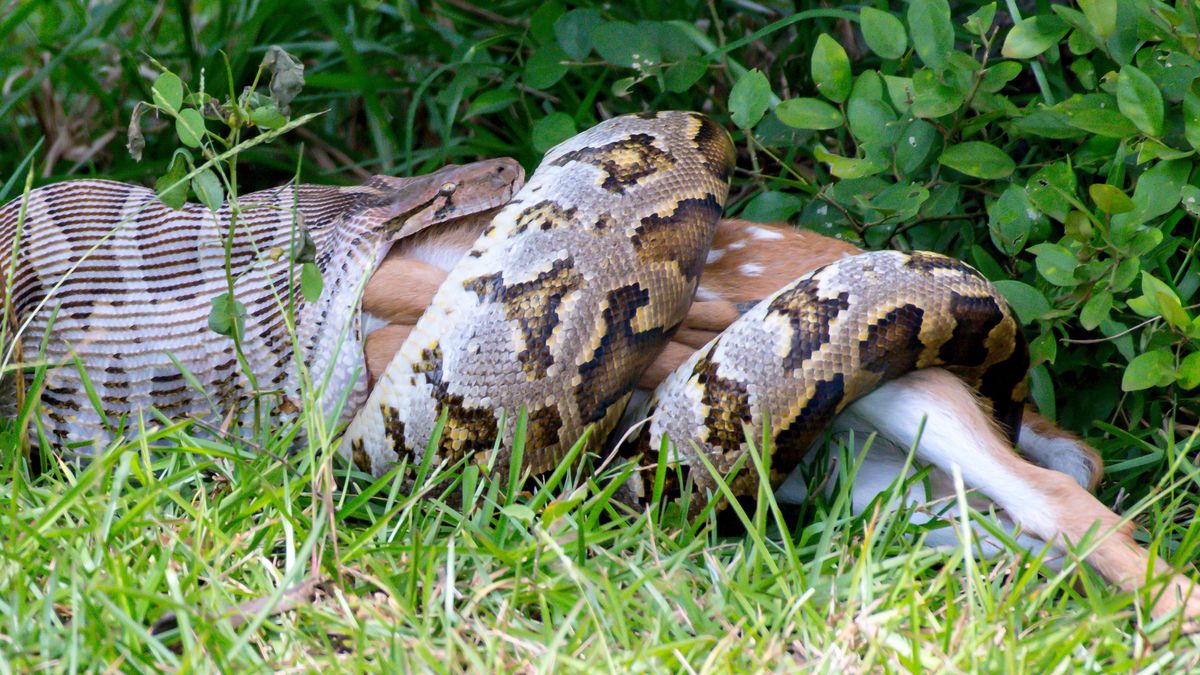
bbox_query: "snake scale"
[0,160,522,449]
[2,111,1028,516]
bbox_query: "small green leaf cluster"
[129,47,315,345]
[723,1,1200,434]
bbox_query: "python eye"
[439,181,457,196]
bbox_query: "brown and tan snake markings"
[644,250,1026,515]
[344,111,736,479]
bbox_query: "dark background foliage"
[3,0,1199,509]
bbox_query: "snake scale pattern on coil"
[1,111,1029,516]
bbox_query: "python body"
[0,160,522,448]
[4,111,1025,515]
[343,111,1026,514]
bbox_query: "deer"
[361,215,1200,624]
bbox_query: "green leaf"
[988,185,1036,255]
[728,69,771,130]
[882,75,914,113]
[1071,58,1097,89]
[652,21,699,61]
[980,61,1022,93]
[1067,28,1097,57]
[524,44,569,90]
[1029,330,1057,366]
[994,280,1050,324]
[966,3,996,36]
[1080,290,1112,330]
[814,146,886,179]
[1001,15,1069,59]
[1141,273,1189,330]
[1078,0,1116,38]
[191,169,223,212]
[911,69,965,118]
[907,0,953,73]
[208,292,247,338]
[665,59,707,93]
[1088,183,1134,214]
[467,89,519,118]
[1117,159,1188,226]
[529,2,564,43]
[1178,352,1200,390]
[860,7,907,59]
[847,79,897,146]
[896,119,939,175]
[291,229,317,264]
[1116,66,1163,137]
[611,76,637,97]
[1135,139,1193,164]
[1066,108,1138,138]
[591,21,659,69]
[811,34,851,103]
[152,72,184,112]
[1026,162,1075,222]
[864,182,929,223]
[300,261,323,302]
[1111,257,1140,292]
[154,152,189,210]
[249,105,286,130]
[1030,243,1079,286]
[1184,82,1200,151]
[740,191,806,223]
[175,108,206,148]
[1121,349,1175,391]
[1064,210,1093,241]
[542,486,588,525]
[532,112,576,153]
[554,9,603,60]
[939,142,1014,179]
[776,97,843,130]
[1181,185,1200,217]
[1027,364,1055,420]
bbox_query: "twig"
[1064,316,1160,345]
[439,0,518,26]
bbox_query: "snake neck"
[288,216,386,428]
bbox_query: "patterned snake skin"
[637,250,1027,515]
[343,111,736,477]
[0,160,522,451]
[3,111,1028,520]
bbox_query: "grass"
[3,423,1200,671]
[4,0,1200,670]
